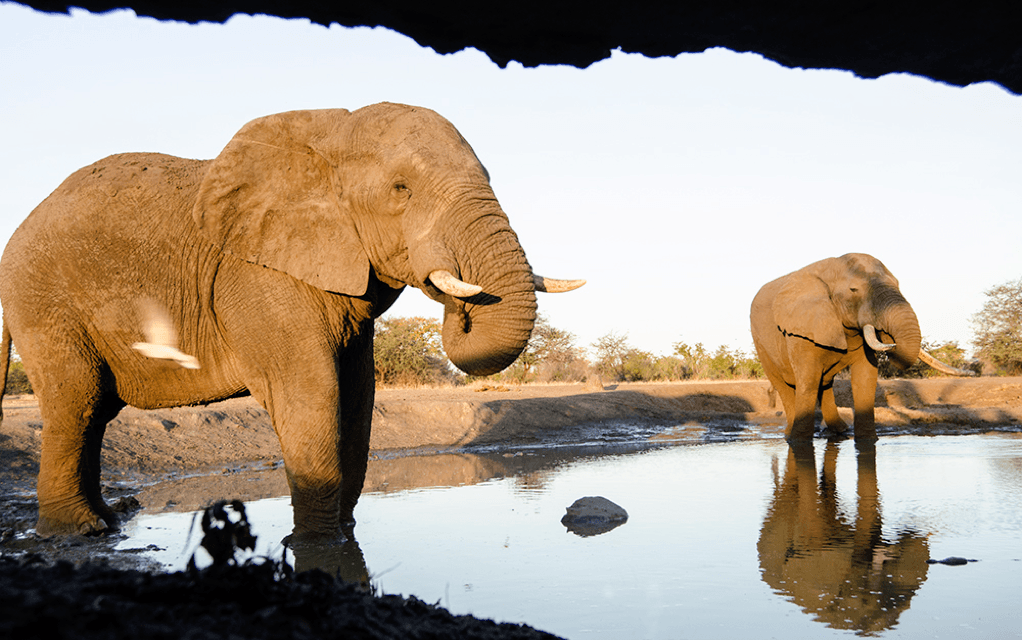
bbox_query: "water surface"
[119,434,1022,639]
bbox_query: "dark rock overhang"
[14,1,1022,94]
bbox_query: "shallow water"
[118,433,1022,639]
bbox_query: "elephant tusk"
[533,275,586,293]
[863,324,896,352]
[428,270,483,298]
[919,349,977,376]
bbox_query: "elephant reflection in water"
[288,526,371,588]
[289,450,526,584]
[758,442,930,634]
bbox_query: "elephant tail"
[0,320,9,426]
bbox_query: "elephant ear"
[773,274,848,352]
[193,109,370,297]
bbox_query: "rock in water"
[926,556,977,566]
[561,496,627,537]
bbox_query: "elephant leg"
[757,352,797,431]
[284,331,372,581]
[241,332,373,538]
[787,341,822,441]
[266,384,346,537]
[773,381,798,434]
[336,326,374,528]
[34,359,124,536]
[820,385,849,434]
[849,357,879,443]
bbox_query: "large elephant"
[750,253,967,442]
[0,102,583,538]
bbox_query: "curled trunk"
[873,288,922,371]
[434,204,537,377]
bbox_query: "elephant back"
[0,153,212,347]
[4,153,208,255]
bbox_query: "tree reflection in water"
[758,440,930,634]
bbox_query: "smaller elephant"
[750,253,970,442]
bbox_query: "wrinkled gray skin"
[0,103,551,538]
[750,254,921,443]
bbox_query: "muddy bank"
[2,377,1021,495]
[2,376,1019,547]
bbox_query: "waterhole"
[117,434,1022,639]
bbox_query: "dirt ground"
[1,376,1020,639]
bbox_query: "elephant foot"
[35,511,111,538]
[854,432,879,449]
[283,520,354,548]
[283,526,368,585]
[822,419,849,435]
[784,429,816,443]
[852,422,878,445]
[35,493,118,537]
[820,422,851,440]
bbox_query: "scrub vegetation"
[6,278,1018,393]
[372,314,766,387]
[971,277,1022,375]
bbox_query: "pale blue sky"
[2,4,1019,358]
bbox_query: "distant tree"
[530,315,579,365]
[592,331,631,380]
[672,341,708,379]
[373,317,458,386]
[650,355,688,381]
[671,341,764,380]
[972,278,1022,375]
[530,315,586,382]
[732,348,766,380]
[620,348,656,381]
[482,314,586,384]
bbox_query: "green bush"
[587,336,765,383]
[485,315,586,384]
[971,278,1022,375]
[5,359,32,395]
[620,348,656,382]
[672,341,764,381]
[373,317,460,387]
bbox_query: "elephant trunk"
[872,287,921,371]
[430,202,537,377]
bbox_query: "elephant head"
[772,253,921,371]
[192,102,581,376]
